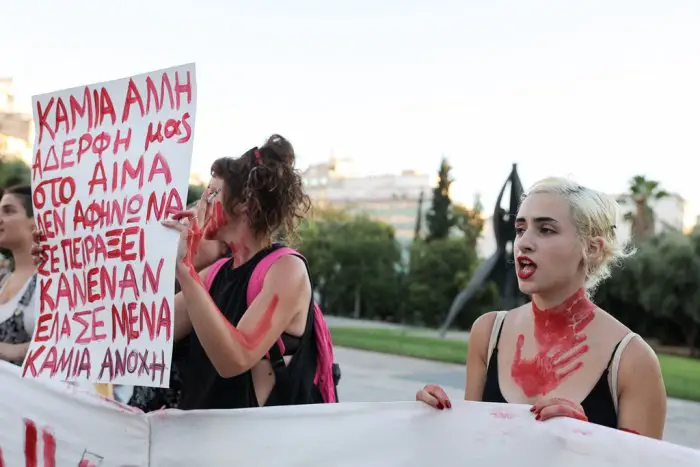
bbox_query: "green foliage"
[619,175,669,244]
[297,206,498,329]
[426,158,454,242]
[187,183,206,206]
[453,194,484,251]
[0,155,31,188]
[595,230,700,356]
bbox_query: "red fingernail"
[535,414,541,420]
[437,403,444,410]
[530,406,536,412]
[445,401,451,409]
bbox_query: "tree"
[426,158,454,242]
[187,183,206,206]
[405,238,477,327]
[297,209,402,321]
[413,190,425,241]
[453,193,485,251]
[0,155,31,187]
[634,232,700,355]
[619,175,669,244]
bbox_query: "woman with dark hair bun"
[0,185,38,365]
[161,134,337,409]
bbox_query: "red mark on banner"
[22,419,56,467]
[24,419,37,467]
[78,450,104,467]
[204,201,227,240]
[511,289,594,397]
[43,428,56,467]
[0,446,4,467]
[491,411,515,420]
[620,427,640,435]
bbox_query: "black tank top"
[482,315,621,428]
[178,243,322,410]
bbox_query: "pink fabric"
[205,257,230,290]
[246,248,337,403]
[202,249,337,403]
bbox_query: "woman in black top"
[161,134,334,409]
[416,178,666,439]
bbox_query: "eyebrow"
[514,216,560,224]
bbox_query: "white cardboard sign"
[23,64,196,387]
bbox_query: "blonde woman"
[416,178,666,439]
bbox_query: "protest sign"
[1,361,699,467]
[22,64,197,387]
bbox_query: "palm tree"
[619,175,669,244]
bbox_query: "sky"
[2,0,699,222]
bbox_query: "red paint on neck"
[532,289,595,348]
[511,288,595,397]
[227,241,252,268]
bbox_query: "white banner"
[1,361,698,466]
[25,63,196,388]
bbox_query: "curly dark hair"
[210,134,311,242]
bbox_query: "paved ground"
[334,346,700,450]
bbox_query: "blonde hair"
[523,177,634,291]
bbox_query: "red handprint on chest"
[510,289,595,397]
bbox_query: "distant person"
[0,185,38,365]
[416,177,666,439]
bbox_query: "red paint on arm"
[510,289,595,397]
[224,294,279,350]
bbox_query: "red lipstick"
[516,255,537,280]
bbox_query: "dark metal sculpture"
[438,163,528,337]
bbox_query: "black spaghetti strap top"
[178,243,322,410]
[482,315,620,429]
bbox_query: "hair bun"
[261,134,295,167]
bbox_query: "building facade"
[302,158,433,247]
[0,78,33,162]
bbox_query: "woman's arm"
[177,254,310,378]
[464,311,498,401]
[616,337,666,439]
